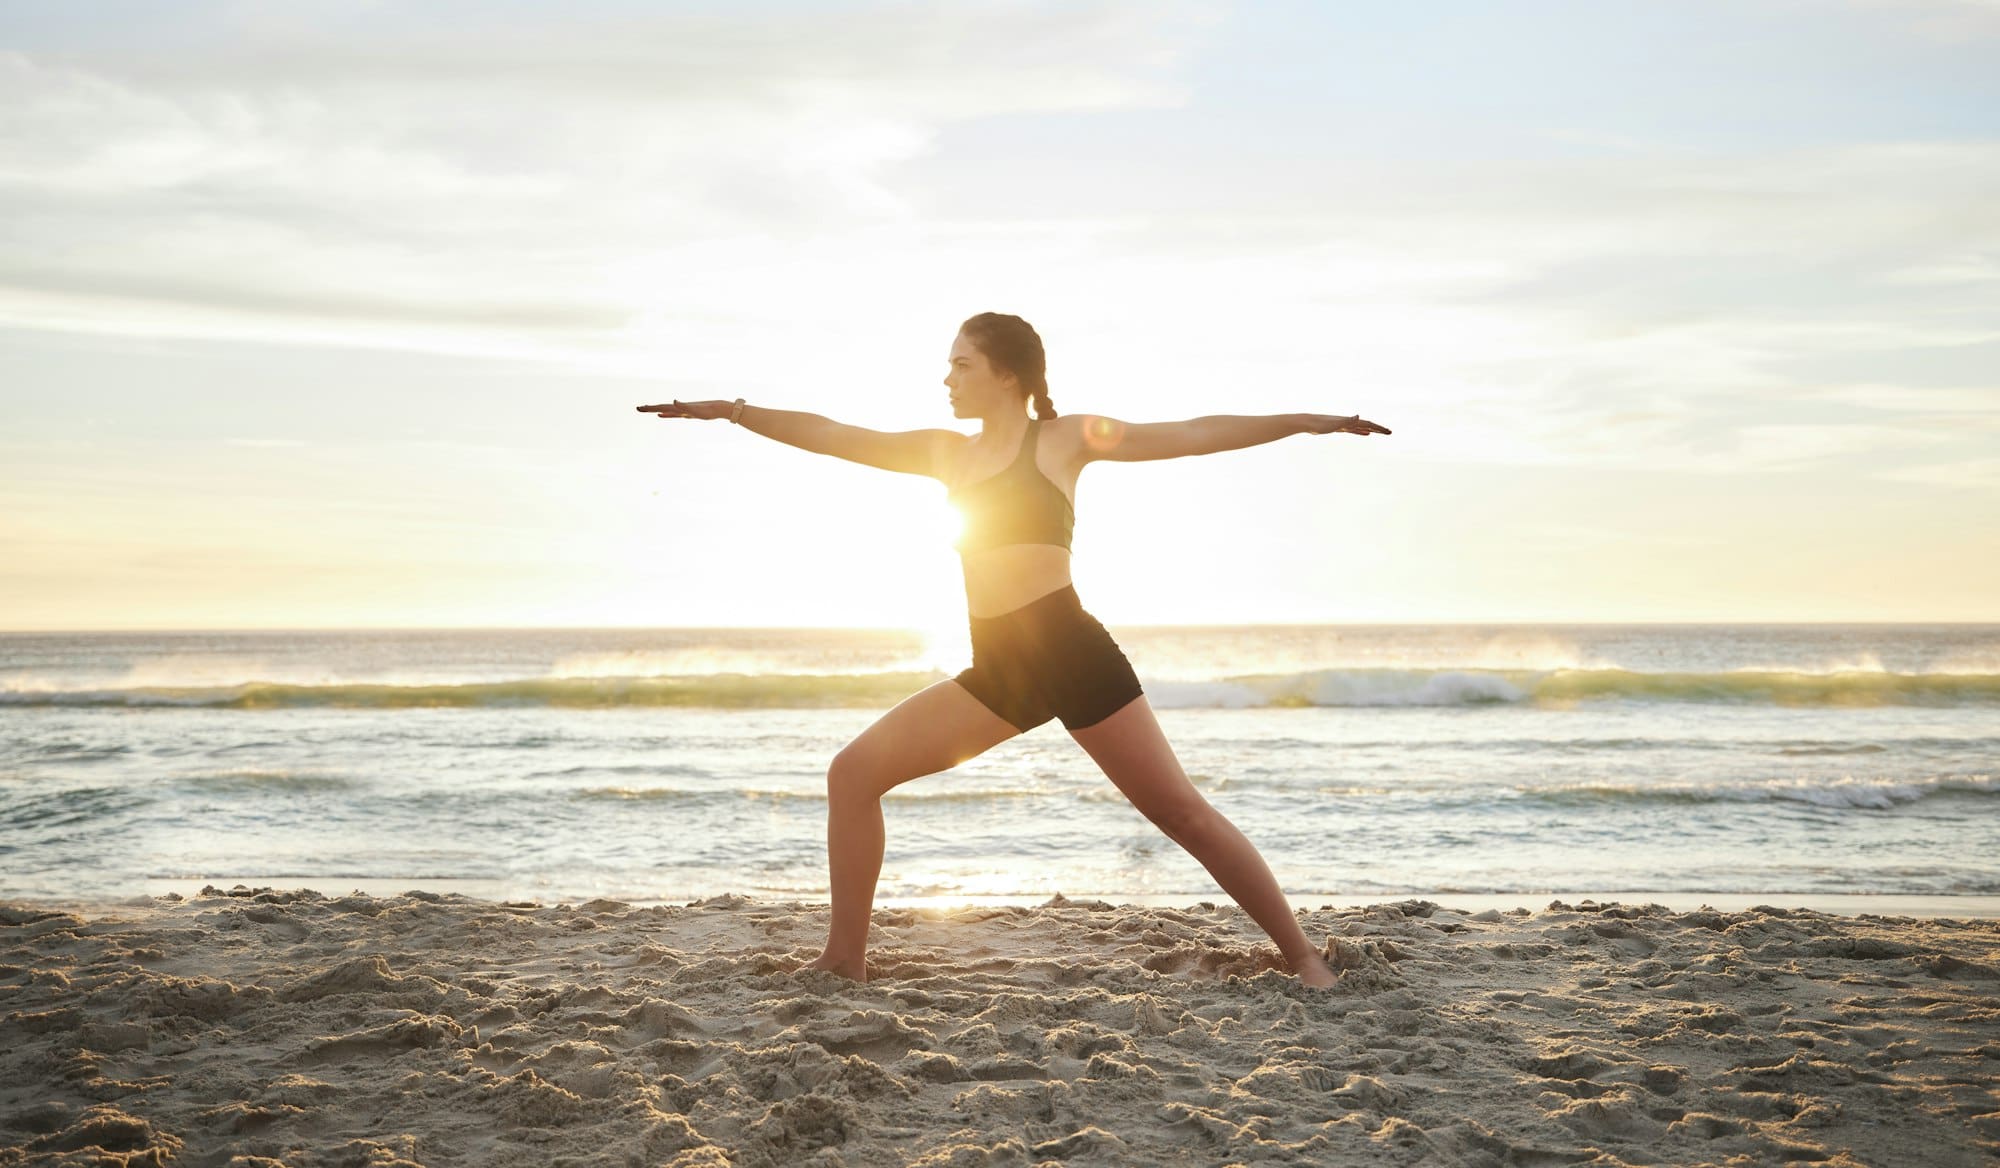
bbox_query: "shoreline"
[5,884,1997,1164]
[6,880,1997,921]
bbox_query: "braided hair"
[959,312,1057,420]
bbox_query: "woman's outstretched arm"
[638,398,961,479]
[1078,412,1390,463]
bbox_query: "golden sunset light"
[2,3,1995,630]
[5,7,1999,1164]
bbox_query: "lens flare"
[1083,415,1126,454]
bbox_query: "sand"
[3,887,1997,1167]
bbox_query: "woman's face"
[943,331,1019,420]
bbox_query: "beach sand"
[3,888,1997,1166]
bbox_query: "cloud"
[1838,0,2000,40]
[1804,383,2000,415]
[3,1,1994,490]
[0,2,1214,349]
[1871,456,2000,489]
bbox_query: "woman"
[639,312,1391,988]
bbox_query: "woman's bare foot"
[1288,949,1339,989]
[801,952,867,983]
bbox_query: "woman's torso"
[941,419,1080,618]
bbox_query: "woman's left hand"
[1301,414,1391,436]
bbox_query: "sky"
[2,0,1997,631]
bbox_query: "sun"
[909,612,971,675]
[904,495,971,672]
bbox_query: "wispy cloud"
[1871,456,2000,488]
[0,2,1215,349]
[2,0,1995,488]
[1840,0,2000,41]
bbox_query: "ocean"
[3,623,1997,912]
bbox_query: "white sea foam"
[1930,641,2000,675]
[1532,773,2000,810]
[1142,680,1269,709]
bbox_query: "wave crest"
[4,666,1997,710]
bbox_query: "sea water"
[3,623,1996,910]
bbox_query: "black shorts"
[952,583,1144,732]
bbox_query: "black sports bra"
[946,419,1075,554]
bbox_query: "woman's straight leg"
[1068,694,1338,987]
[809,678,1020,980]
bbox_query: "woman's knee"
[826,745,881,804]
[1149,798,1220,846]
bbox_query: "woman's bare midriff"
[959,545,1073,618]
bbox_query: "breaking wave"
[4,667,1997,710]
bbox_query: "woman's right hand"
[636,399,729,421]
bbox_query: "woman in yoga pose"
[638,312,1390,987]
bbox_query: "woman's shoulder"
[931,429,974,484]
[1039,413,1110,467]
[1038,413,1089,444]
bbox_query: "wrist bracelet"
[729,398,746,424]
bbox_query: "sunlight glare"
[907,493,970,672]
[1082,414,1126,454]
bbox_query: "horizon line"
[7,618,2000,635]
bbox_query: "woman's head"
[947,312,1057,422]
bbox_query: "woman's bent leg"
[1068,694,1338,987]
[810,679,1020,980]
